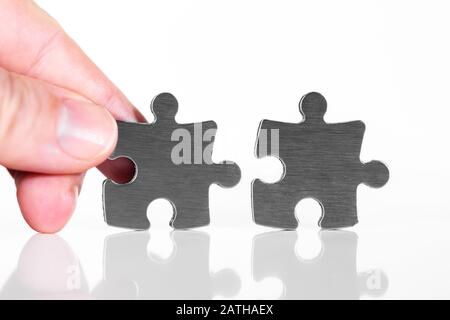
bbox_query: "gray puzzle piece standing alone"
[253,92,389,229]
[103,93,240,229]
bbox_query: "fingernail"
[57,99,117,160]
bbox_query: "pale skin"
[0,0,143,233]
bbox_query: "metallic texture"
[252,92,389,229]
[103,93,240,229]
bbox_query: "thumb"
[0,67,117,174]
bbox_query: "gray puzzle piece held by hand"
[103,93,241,229]
[253,92,389,229]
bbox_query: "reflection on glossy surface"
[92,230,241,299]
[0,234,89,299]
[252,230,388,299]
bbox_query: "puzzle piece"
[253,92,389,228]
[92,231,241,299]
[252,230,388,299]
[103,93,241,229]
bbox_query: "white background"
[1,0,450,299]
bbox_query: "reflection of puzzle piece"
[252,230,388,299]
[103,93,241,230]
[93,231,241,299]
[253,92,389,228]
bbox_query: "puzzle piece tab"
[253,92,389,229]
[103,93,241,229]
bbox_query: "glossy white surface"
[1,0,450,299]
[1,220,450,299]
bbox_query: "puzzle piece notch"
[103,93,241,230]
[253,92,389,229]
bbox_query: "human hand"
[0,0,144,233]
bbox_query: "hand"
[0,0,144,233]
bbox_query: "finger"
[14,172,84,233]
[0,1,145,181]
[8,168,85,234]
[0,67,117,173]
[0,0,145,122]
[0,0,144,181]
